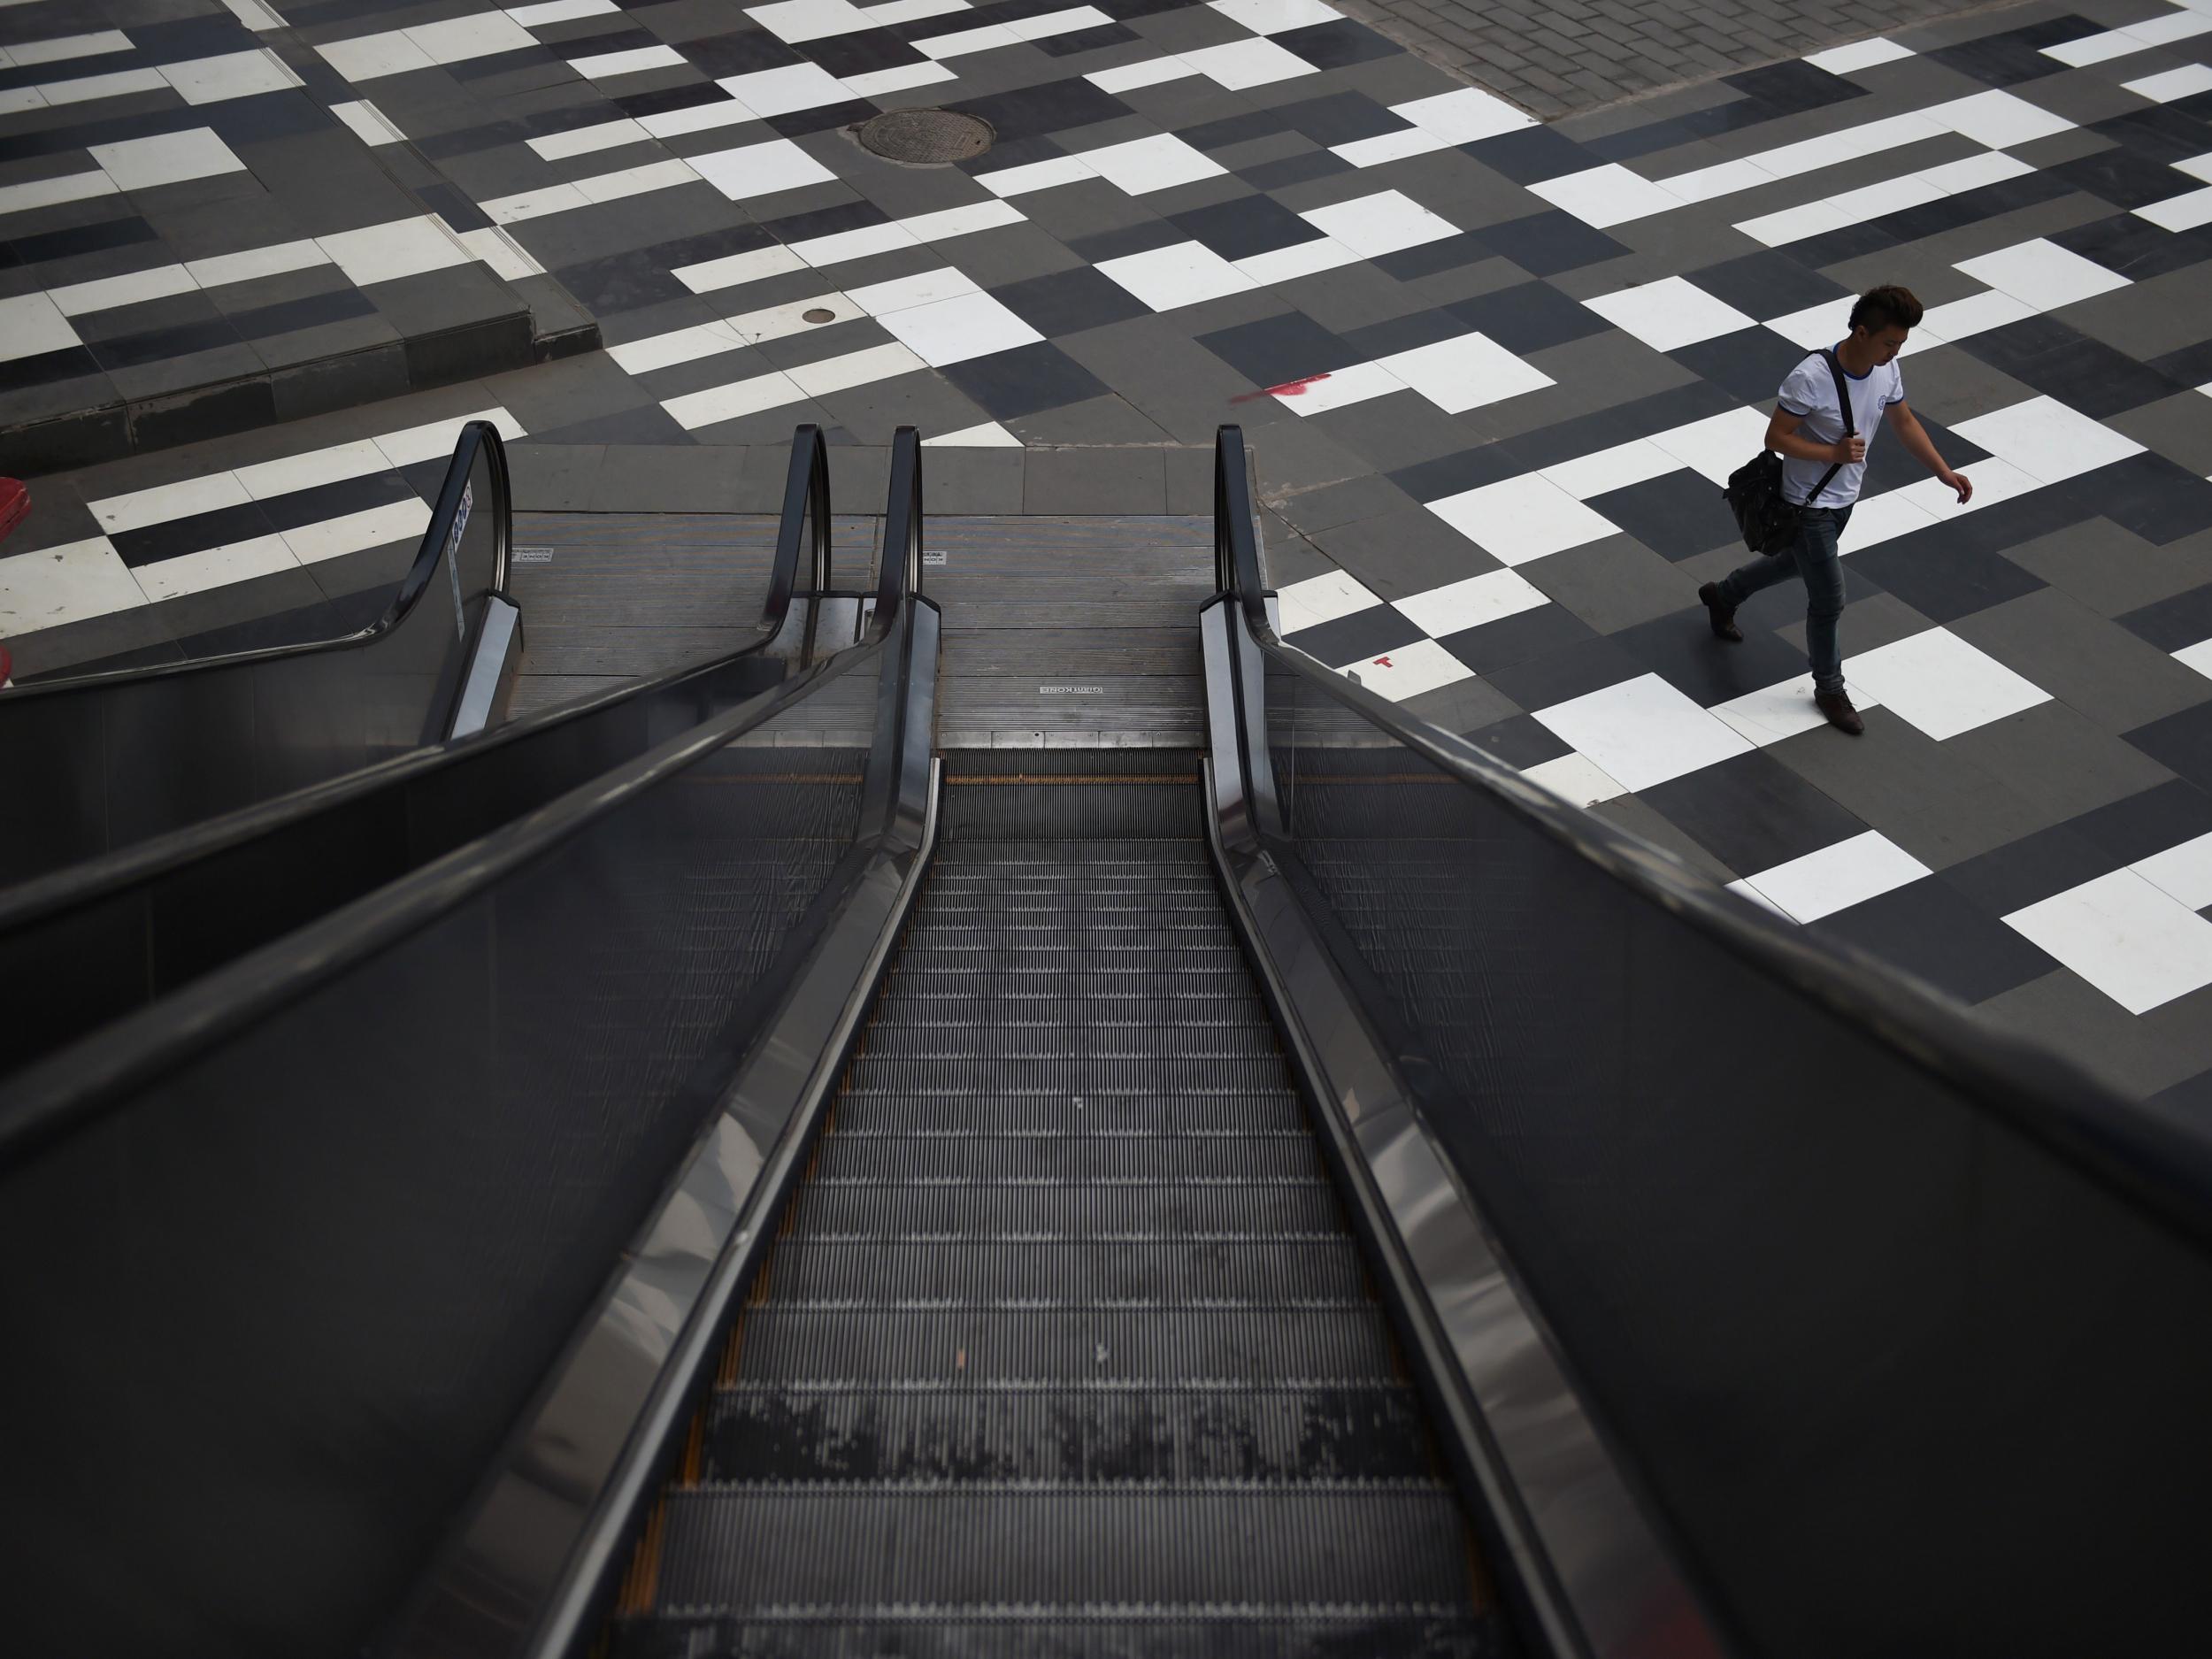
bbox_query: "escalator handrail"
[877,425,924,620]
[0,428,846,942]
[765,423,832,628]
[1209,421,2212,1251]
[0,423,511,699]
[0,617,906,1174]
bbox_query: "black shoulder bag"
[1721,349,1854,556]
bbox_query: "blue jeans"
[1717,503,1851,695]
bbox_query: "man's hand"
[1941,470,1972,505]
[1831,436,1866,465]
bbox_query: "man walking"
[1699,285,1972,734]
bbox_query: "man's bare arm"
[1766,406,1863,466]
[1886,401,1972,503]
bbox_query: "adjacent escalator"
[606,754,1497,1657]
[0,422,520,886]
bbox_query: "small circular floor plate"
[856,109,994,164]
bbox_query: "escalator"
[0,422,520,885]
[608,752,1494,1656]
[6,430,2212,1659]
[0,426,864,1078]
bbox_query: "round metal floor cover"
[856,109,993,164]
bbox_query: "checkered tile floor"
[4,0,2212,1110]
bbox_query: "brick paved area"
[1333,0,2011,116]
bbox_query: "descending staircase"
[608,757,1495,1658]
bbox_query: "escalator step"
[609,1612,1494,1659]
[831,1092,1302,1132]
[841,1055,1289,1094]
[782,1181,1345,1238]
[729,1306,1400,1382]
[649,1486,1473,1609]
[699,1383,1435,1481]
[757,1238,1369,1303]
[851,1024,1282,1058]
[807,1133,1322,1182]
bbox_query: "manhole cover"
[856,108,994,164]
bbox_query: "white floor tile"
[640,96,754,138]
[1710,674,1883,745]
[1528,163,1682,227]
[1180,35,1315,88]
[1890,453,2041,522]
[1273,358,1402,413]
[91,471,250,534]
[1930,88,2076,149]
[2135,831,2212,911]
[1393,567,1548,636]
[234,438,389,501]
[1647,405,1772,485]
[866,0,972,24]
[689,138,838,200]
[1748,111,1942,180]
[50,265,198,316]
[319,30,434,80]
[900,200,1024,242]
[1082,134,1225,195]
[2115,64,2203,103]
[6,30,133,66]
[1725,878,1794,920]
[979,155,1096,196]
[1331,127,1450,168]
[187,241,328,292]
[1532,672,1753,792]
[1915,287,2036,342]
[843,60,956,96]
[481,182,589,224]
[923,421,1022,447]
[405,12,537,64]
[456,224,544,280]
[1846,626,2049,741]
[0,292,82,362]
[135,534,298,600]
[1540,437,1678,499]
[330,99,406,145]
[1095,241,1256,311]
[1335,637,1472,701]
[0,171,116,217]
[373,407,524,468]
[1834,488,1942,553]
[1008,5,1115,40]
[2134,185,2212,233]
[791,221,917,265]
[158,47,301,103]
[1583,274,1755,351]
[1208,0,1340,32]
[1761,296,1855,351]
[1277,568,1381,634]
[1824,173,1947,225]
[281,500,433,564]
[848,265,978,313]
[877,289,1041,365]
[1236,234,1359,284]
[673,244,808,293]
[1298,188,1455,257]
[1917,150,2033,194]
[2176,638,2212,680]
[1523,750,1629,807]
[664,370,810,430]
[2004,872,2212,1014]
[1426,474,1619,566]
[509,0,619,23]
[748,0,871,42]
[1087,57,1195,94]
[1804,37,1912,73]
[1390,86,1534,142]
[35,68,171,106]
[1654,157,1777,204]
[1955,236,2129,312]
[1953,394,2144,484]
[574,157,698,204]
[1738,831,1932,924]
[719,62,851,115]
[787,341,926,395]
[315,215,471,285]
[0,537,146,630]
[726,291,863,343]
[88,127,245,190]
[1376,331,1551,412]
[609,320,745,375]
[570,42,686,76]
[915,22,1022,57]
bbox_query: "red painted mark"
[1230,372,1333,403]
[1372,656,1393,669]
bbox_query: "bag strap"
[1800,346,1853,508]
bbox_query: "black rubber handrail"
[1210,421,2212,1249]
[766,422,833,634]
[5,422,512,698]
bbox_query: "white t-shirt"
[1778,348,1903,509]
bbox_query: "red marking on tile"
[1372,656,1393,668]
[1230,372,1332,403]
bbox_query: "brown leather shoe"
[1697,582,1742,642]
[1815,689,1864,736]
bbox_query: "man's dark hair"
[1850,285,1924,334]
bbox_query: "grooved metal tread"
[618,818,1485,1647]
